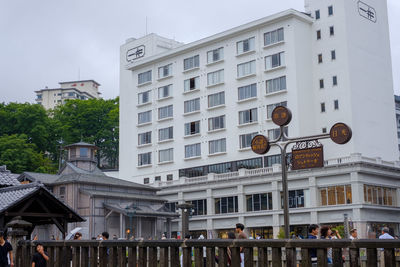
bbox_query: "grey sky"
[1,0,399,103]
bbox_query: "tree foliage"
[0,134,56,173]
[0,98,119,173]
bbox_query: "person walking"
[308,224,319,266]
[379,227,394,266]
[31,243,49,267]
[349,229,357,240]
[0,231,13,267]
[235,223,247,267]
[320,226,333,265]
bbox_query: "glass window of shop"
[320,185,352,206]
[364,185,396,206]
[248,227,273,239]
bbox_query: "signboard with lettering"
[330,123,352,144]
[291,140,324,170]
[126,45,145,62]
[251,135,270,155]
[272,106,292,126]
[358,1,377,23]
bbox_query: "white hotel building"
[119,0,400,238]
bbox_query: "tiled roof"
[80,189,164,201]
[0,183,37,212]
[0,167,20,187]
[103,203,178,218]
[62,162,105,176]
[54,173,157,190]
[19,172,59,184]
[64,142,97,148]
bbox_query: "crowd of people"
[0,225,398,266]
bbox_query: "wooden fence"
[16,239,400,267]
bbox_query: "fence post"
[159,247,169,267]
[300,248,310,267]
[138,246,147,267]
[81,246,89,267]
[286,247,297,267]
[109,246,118,266]
[89,245,98,267]
[183,246,192,267]
[349,248,359,267]
[258,247,268,267]
[72,246,80,267]
[128,246,137,267]
[230,247,241,267]
[384,248,395,267]
[99,246,108,267]
[170,246,180,267]
[244,247,253,267]
[271,247,282,267]
[206,247,216,267]
[148,246,158,267]
[217,247,228,267]
[316,248,327,267]
[332,248,343,267]
[194,247,203,267]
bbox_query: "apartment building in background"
[119,0,400,238]
[35,80,101,109]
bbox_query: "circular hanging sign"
[271,106,292,126]
[330,123,352,144]
[251,135,270,155]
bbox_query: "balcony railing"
[154,153,400,187]
[16,239,400,267]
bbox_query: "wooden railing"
[16,239,400,267]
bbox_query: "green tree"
[52,98,119,168]
[0,134,56,173]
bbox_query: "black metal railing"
[16,239,400,267]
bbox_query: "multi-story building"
[395,95,400,153]
[119,0,400,238]
[35,80,101,109]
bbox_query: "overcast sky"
[1,0,399,103]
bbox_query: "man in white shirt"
[349,229,357,240]
[379,227,394,266]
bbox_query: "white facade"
[395,95,400,153]
[35,80,101,110]
[120,0,399,185]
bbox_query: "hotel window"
[334,100,339,110]
[159,148,173,163]
[158,84,172,99]
[183,55,199,71]
[190,199,207,216]
[138,152,152,166]
[143,178,150,184]
[331,50,336,60]
[333,76,338,86]
[264,28,284,46]
[158,63,172,79]
[138,110,152,124]
[330,26,335,36]
[158,126,173,141]
[207,69,224,86]
[138,131,151,146]
[266,76,286,94]
[265,52,285,70]
[246,193,273,211]
[237,60,256,78]
[208,115,225,131]
[209,138,226,154]
[315,10,320,20]
[185,143,201,158]
[155,176,161,181]
[328,5,333,16]
[184,98,200,113]
[317,30,321,40]
[239,132,258,149]
[320,185,352,206]
[239,108,258,125]
[281,189,307,208]
[138,70,152,84]
[184,121,200,136]
[184,76,200,92]
[321,103,326,112]
[158,105,173,120]
[238,83,257,100]
[236,157,263,169]
[215,196,238,214]
[268,127,288,140]
[208,91,225,108]
[167,174,173,181]
[165,202,178,212]
[138,90,151,104]
[267,101,287,119]
[207,47,224,64]
[322,127,327,133]
[237,37,255,54]
[364,185,396,206]
[318,54,323,63]
[319,79,324,89]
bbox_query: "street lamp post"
[176,203,194,239]
[251,106,352,238]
